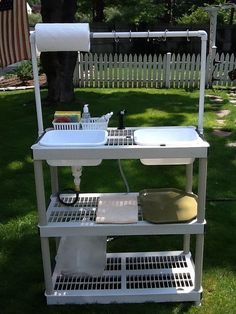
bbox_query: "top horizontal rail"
[91,30,207,40]
[30,27,207,136]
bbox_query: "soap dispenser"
[82,104,91,122]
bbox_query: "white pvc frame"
[30,29,207,137]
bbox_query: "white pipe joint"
[197,30,208,41]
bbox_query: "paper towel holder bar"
[90,30,207,40]
[30,26,207,137]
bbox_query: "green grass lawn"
[0,88,236,314]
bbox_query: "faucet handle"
[117,109,127,129]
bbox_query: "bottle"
[104,112,113,121]
[82,104,91,122]
[97,112,113,122]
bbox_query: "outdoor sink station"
[30,23,209,305]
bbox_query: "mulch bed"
[0,74,47,88]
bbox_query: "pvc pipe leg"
[194,234,204,292]
[40,237,53,295]
[183,163,193,253]
[183,234,191,254]
[33,160,47,225]
[197,158,208,222]
[185,163,193,193]
[50,166,59,194]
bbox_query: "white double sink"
[38,126,203,166]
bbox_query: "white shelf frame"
[33,155,207,305]
[30,25,208,305]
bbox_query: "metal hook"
[186,29,190,42]
[115,31,119,43]
[113,30,119,43]
[147,30,150,42]
[162,29,168,41]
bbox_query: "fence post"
[73,52,80,87]
[207,46,217,88]
[77,52,81,87]
[165,52,171,88]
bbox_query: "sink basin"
[134,126,202,165]
[134,126,201,146]
[39,130,108,147]
[39,130,107,166]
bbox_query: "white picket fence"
[73,52,236,88]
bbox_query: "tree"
[40,0,78,105]
[104,0,165,25]
[177,7,209,25]
[92,0,105,22]
[76,0,105,22]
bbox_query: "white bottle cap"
[83,104,89,113]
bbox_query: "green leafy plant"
[177,7,209,25]
[15,61,42,83]
[28,13,42,26]
[4,72,16,79]
[15,61,34,82]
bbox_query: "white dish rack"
[53,117,111,130]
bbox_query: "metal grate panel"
[107,129,135,146]
[55,275,122,291]
[48,196,99,223]
[108,129,134,137]
[54,196,99,208]
[47,194,143,224]
[126,273,193,289]
[105,257,122,271]
[126,254,188,270]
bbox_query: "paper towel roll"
[35,23,90,52]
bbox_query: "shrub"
[177,7,209,25]
[4,72,16,79]
[28,13,42,26]
[15,60,42,82]
[15,61,34,82]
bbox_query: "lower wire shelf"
[41,193,204,237]
[47,250,201,305]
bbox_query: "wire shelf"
[50,251,195,303]
[47,194,142,224]
[48,196,99,223]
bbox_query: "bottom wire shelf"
[47,250,201,305]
